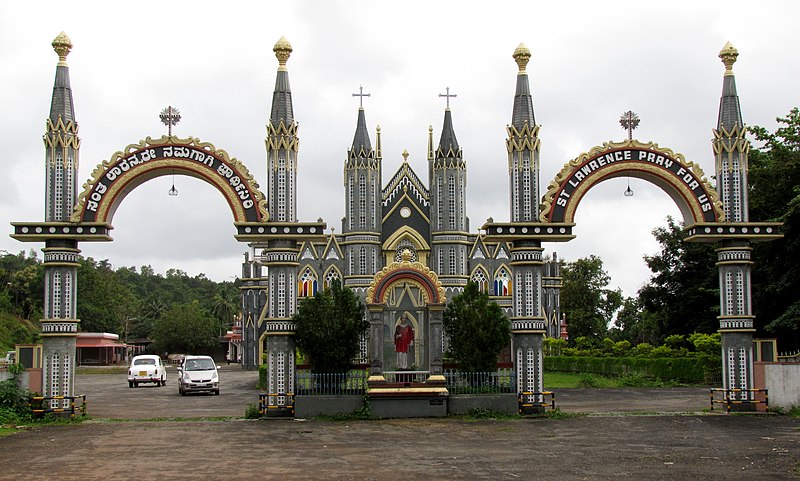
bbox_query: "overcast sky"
[1,1,797,298]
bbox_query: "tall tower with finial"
[507,43,541,222]
[712,42,757,403]
[266,36,298,223]
[343,87,382,283]
[42,31,82,406]
[430,87,468,284]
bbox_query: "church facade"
[239,39,562,378]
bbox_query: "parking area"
[74,364,259,419]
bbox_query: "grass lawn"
[542,371,676,389]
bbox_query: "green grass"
[543,371,682,389]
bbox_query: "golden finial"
[719,41,738,75]
[274,36,292,71]
[52,32,72,67]
[513,43,531,74]
[402,149,409,163]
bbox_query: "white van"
[177,355,220,395]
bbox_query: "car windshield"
[133,359,156,366]
[184,359,215,371]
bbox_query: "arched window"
[359,175,367,229]
[448,174,456,230]
[494,267,512,297]
[471,268,489,293]
[298,267,317,297]
[324,268,341,289]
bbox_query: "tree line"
[0,253,239,354]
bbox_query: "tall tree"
[443,282,510,372]
[637,217,718,340]
[151,300,218,354]
[293,281,367,373]
[561,256,622,341]
[749,108,800,350]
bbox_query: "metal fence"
[295,370,368,396]
[443,369,516,395]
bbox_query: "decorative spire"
[719,41,738,75]
[273,36,292,71]
[402,149,409,163]
[349,103,372,154]
[513,43,531,74]
[269,36,294,125]
[52,32,72,67]
[48,32,77,124]
[511,43,535,129]
[437,106,460,156]
[716,41,743,131]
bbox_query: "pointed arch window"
[324,268,341,290]
[359,247,366,275]
[448,174,456,230]
[494,267,512,297]
[436,177,443,230]
[348,177,355,230]
[522,152,531,220]
[359,174,367,229]
[298,267,318,297]
[471,268,489,293]
[277,155,286,222]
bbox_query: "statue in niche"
[394,314,415,370]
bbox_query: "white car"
[177,355,220,395]
[127,354,167,388]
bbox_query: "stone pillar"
[263,326,295,416]
[428,305,445,377]
[717,239,756,408]
[41,239,80,407]
[368,305,384,376]
[510,240,546,413]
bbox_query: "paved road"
[1,369,794,480]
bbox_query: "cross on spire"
[619,110,640,141]
[352,86,371,109]
[160,106,181,137]
[439,87,457,109]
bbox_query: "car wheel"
[128,381,133,388]
[133,381,138,388]
[161,377,166,386]
[214,389,220,396]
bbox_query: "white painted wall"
[764,363,800,410]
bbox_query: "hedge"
[544,356,719,384]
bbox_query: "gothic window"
[512,154,520,221]
[458,172,464,231]
[494,267,512,297]
[448,174,456,230]
[277,155,286,221]
[735,269,745,314]
[277,272,286,317]
[55,153,64,221]
[437,249,443,273]
[720,157,730,221]
[64,271,73,318]
[66,155,74,212]
[371,249,376,272]
[522,153,531,220]
[395,240,418,263]
[359,247,366,275]
[359,174,366,229]
[725,271,734,314]
[525,271,534,317]
[732,157,742,221]
[448,248,456,275]
[349,248,355,275]
[348,177,355,230]
[436,177,443,230]
[52,271,62,318]
[471,268,489,293]
[298,267,318,297]
[324,268,340,289]
[370,177,376,227]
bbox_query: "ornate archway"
[539,140,724,226]
[71,135,269,226]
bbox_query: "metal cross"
[352,86,371,108]
[619,110,640,141]
[439,87,457,109]
[159,106,181,137]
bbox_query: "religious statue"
[394,314,414,370]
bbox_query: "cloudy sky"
[1,1,797,298]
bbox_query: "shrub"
[613,340,632,356]
[631,343,654,357]
[244,403,261,419]
[577,373,601,387]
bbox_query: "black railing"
[443,369,516,395]
[295,370,368,396]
